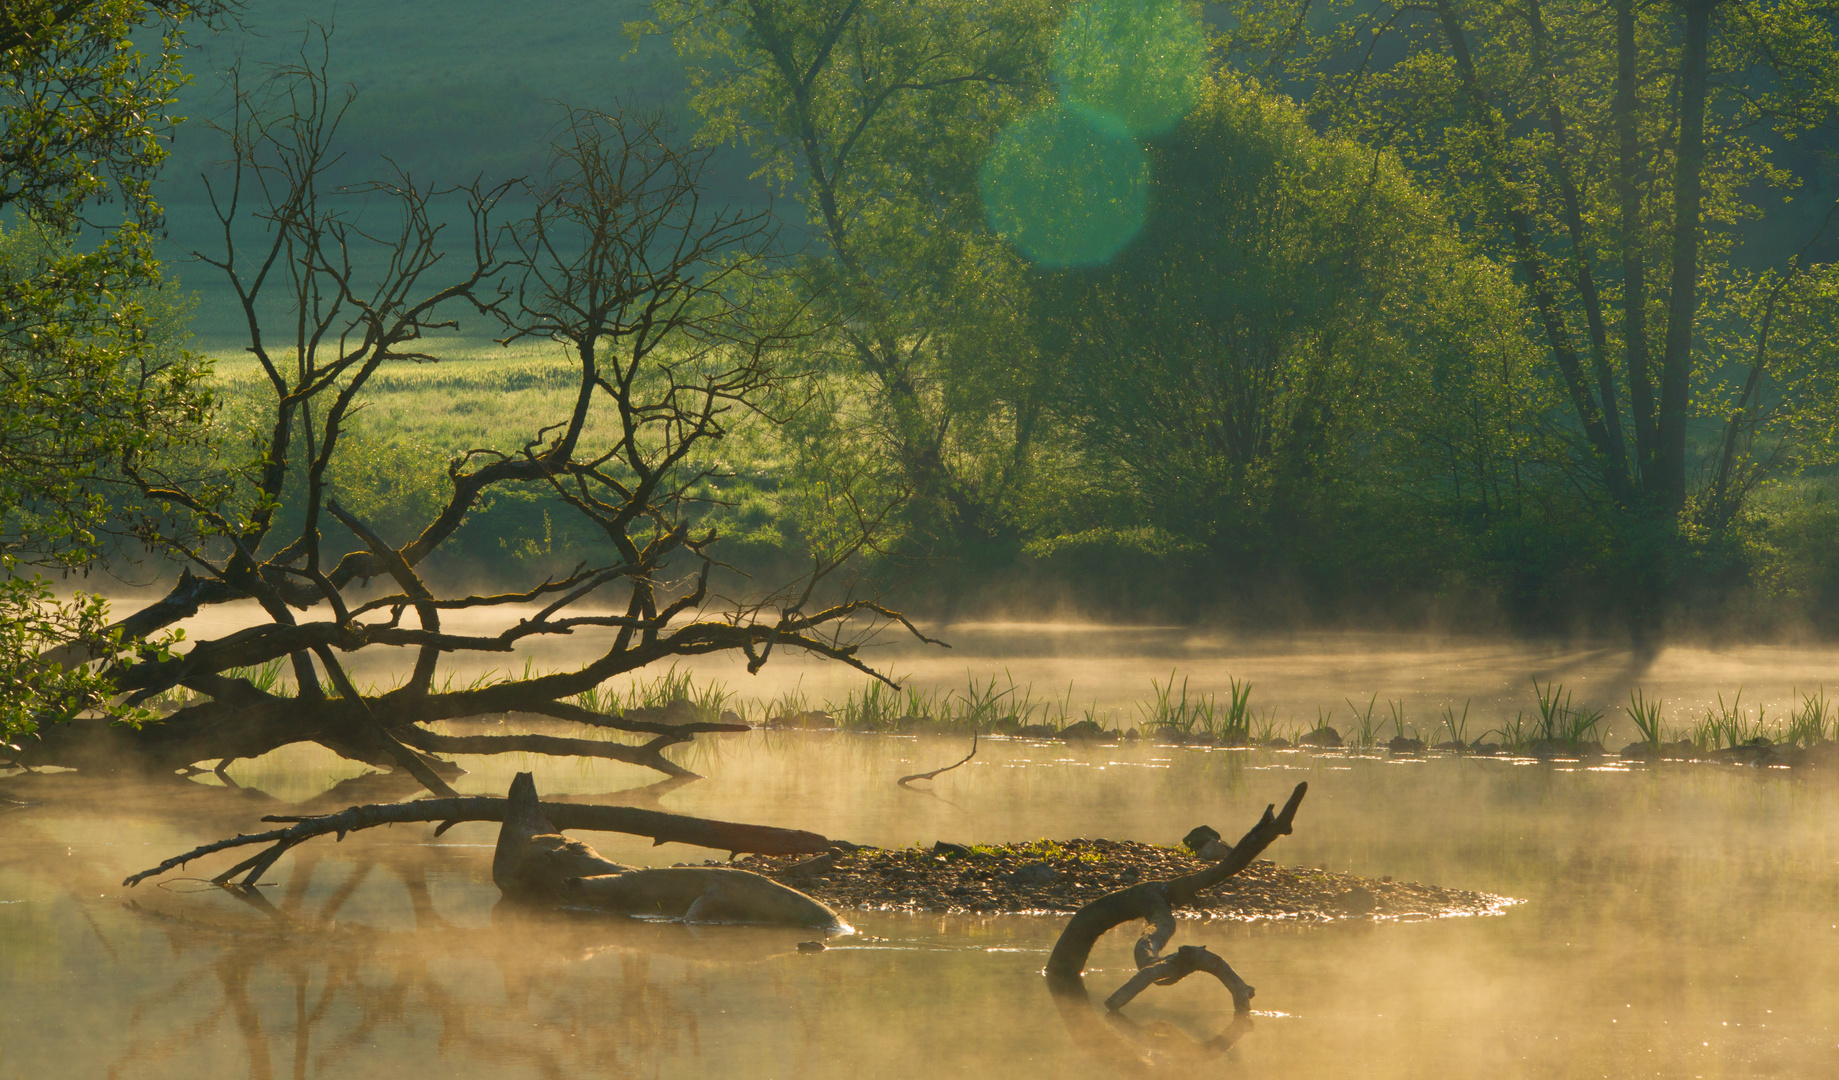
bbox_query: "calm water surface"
[5,628,1839,1077]
[2,733,1836,1079]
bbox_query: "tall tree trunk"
[1527,0,1627,481]
[1658,0,1716,509]
[1617,0,1658,494]
[1435,0,1632,504]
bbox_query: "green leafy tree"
[1036,75,1556,602]
[637,0,1063,555]
[1,1,222,738]
[1217,0,1839,526]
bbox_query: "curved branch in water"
[898,734,977,788]
[1043,783,1308,1067]
[1045,781,1307,989]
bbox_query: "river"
[4,625,1838,1076]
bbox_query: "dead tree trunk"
[124,775,837,889]
[127,772,848,929]
[1046,783,1307,1017]
[491,773,845,928]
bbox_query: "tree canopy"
[1,1,223,740]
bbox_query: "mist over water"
[138,595,1839,738]
[5,627,1839,1076]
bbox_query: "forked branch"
[1045,782,1308,1004]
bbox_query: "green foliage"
[629,0,1839,622]
[225,657,290,698]
[1345,693,1384,749]
[73,0,1839,634]
[0,2,217,735]
[1491,710,1532,751]
[966,838,1101,863]
[1050,0,1205,137]
[1140,671,1215,735]
[1530,679,1604,744]
[1218,0,1839,525]
[1440,700,1472,745]
[0,216,212,567]
[1786,688,1833,747]
[2,1,214,228]
[0,563,176,740]
[1127,672,1254,740]
[643,0,1066,556]
[324,427,451,547]
[576,664,734,721]
[1035,75,1549,596]
[954,672,1037,731]
[980,103,1150,267]
[2,3,219,564]
[1387,699,1414,742]
[832,678,908,732]
[817,670,1124,734]
[1694,689,1770,750]
[1624,689,1667,750]
[1697,263,1839,529]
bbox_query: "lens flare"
[980,104,1149,267]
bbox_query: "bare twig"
[897,734,977,788]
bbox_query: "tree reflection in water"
[3,770,1285,1079]
[108,843,775,1079]
[0,772,813,1080]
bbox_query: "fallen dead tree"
[126,771,848,929]
[491,773,845,929]
[22,58,933,785]
[124,773,836,889]
[1045,782,1308,1056]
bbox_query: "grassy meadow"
[198,337,808,582]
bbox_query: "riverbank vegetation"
[176,651,1839,763]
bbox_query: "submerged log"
[492,773,846,930]
[123,774,835,888]
[563,867,843,927]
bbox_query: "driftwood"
[491,773,635,897]
[490,772,846,929]
[123,776,835,889]
[897,734,977,788]
[1044,782,1308,1062]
